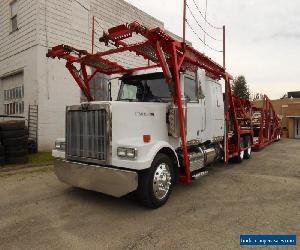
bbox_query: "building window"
[3,85,24,115]
[10,0,18,32]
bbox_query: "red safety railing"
[252,95,282,150]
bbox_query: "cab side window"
[184,77,198,102]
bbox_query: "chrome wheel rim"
[240,150,244,159]
[247,147,251,155]
[247,141,251,155]
[153,163,172,200]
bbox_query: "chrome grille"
[66,107,109,163]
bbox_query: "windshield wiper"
[119,98,135,102]
[148,96,169,103]
[185,95,191,102]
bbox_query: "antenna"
[223,25,226,69]
[183,0,187,50]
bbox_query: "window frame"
[3,84,25,115]
[10,0,18,33]
[12,88,16,99]
[16,101,19,114]
[117,73,172,103]
[184,75,199,103]
[4,104,9,115]
[20,102,23,114]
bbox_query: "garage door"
[2,72,24,116]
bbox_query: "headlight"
[55,141,65,151]
[117,148,127,157]
[117,147,137,159]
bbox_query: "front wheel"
[136,153,174,209]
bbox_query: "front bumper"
[52,149,65,159]
[54,159,138,197]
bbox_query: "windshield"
[118,73,172,102]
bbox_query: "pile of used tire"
[0,142,4,165]
[0,120,29,164]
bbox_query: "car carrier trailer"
[47,22,281,208]
[252,95,282,150]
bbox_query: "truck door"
[184,75,206,142]
[211,80,225,138]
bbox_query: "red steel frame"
[46,22,253,183]
[224,79,253,162]
[252,95,282,150]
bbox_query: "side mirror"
[198,80,205,99]
[108,81,112,101]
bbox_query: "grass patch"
[28,152,54,165]
[0,165,53,178]
[0,152,54,173]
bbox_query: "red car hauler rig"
[47,22,281,208]
[252,95,282,150]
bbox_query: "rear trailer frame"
[46,22,279,184]
[252,95,282,150]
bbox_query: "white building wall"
[35,0,164,151]
[0,0,39,118]
[36,0,163,50]
[0,46,39,124]
[0,0,38,62]
[36,46,81,150]
[1,0,166,151]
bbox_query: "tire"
[277,134,281,141]
[6,155,29,165]
[5,149,28,158]
[243,136,252,160]
[28,139,37,153]
[0,145,5,156]
[2,136,28,147]
[0,120,25,131]
[0,156,5,165]
[232,137,244,163]
[0,129,27,139]
[5,142,28,151]
[136,153,174,209]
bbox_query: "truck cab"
[54,68,225,208]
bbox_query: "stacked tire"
[0,120,29,164]
[0,143,5,166]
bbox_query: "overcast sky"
[125,0,300,99]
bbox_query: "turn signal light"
[143,135,151,143]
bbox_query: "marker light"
[143,135,151,143]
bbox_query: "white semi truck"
[47,22,272,208]
[54,67,227,208]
